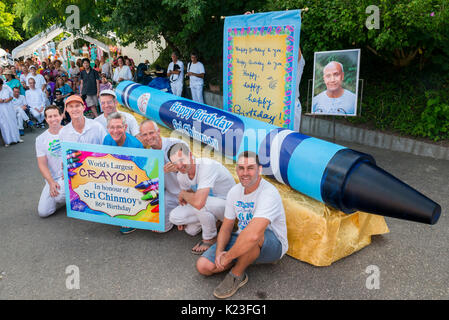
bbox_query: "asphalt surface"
[0,127,448,300]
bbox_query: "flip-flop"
[191,240,214,255]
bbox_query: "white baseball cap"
[99,89,116,98]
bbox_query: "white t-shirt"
[26,73,46,91]
[312,89,356,115]
[224,178,288,257]
[112,66,133,83]
[167,60,184,86]
[20,73,28,85]
[187,61,205,87]
[95,111,139,136]
[25,88,46,110]
[11,95,27,110]
[59,117,107,144]
[177,157,236,199]
[35,129,63,180]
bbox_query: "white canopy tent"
[11,24,110,60]
[11,24,64,59]
[57,34,110,56]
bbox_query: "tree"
[0,0,22,43]
[266,0,449,68]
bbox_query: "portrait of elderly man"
[311,56,358,116]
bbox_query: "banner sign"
[223,10,301,129]
[61,142,165,231]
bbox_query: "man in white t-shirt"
[26,65,46,91]
[138,120,189,232]
[35,105,66,217]
[186,52,205,103]
[196,151,288,299]
[95,89,139,136]
[25,77,46,127]
[167,52,184,97]
[311,61,356,115]
[168,143,236,254]
[59,95,107,144]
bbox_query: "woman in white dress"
[112,56,133,84]
[0,78,22,147]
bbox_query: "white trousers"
[169,196,225,240]
[170,82,183,97]
[15,107,29,130]
[31,107,45,124]
[190,85,204,104]
[38,178,66,218]
[163,191,179,232]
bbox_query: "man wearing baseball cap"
[95,89,139,136]
[58,94,107,144]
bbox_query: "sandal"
[191,240,214,255]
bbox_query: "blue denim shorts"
[201,228,282,264]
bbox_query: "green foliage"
[412,91,449,141]
[0,0,22,42]
[267,0,449,68]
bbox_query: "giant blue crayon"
[116,81,441,225]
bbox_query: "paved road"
[0,127,448,300]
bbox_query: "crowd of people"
[0,46,288,299]
[0,53,138,147]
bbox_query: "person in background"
[25,77,46,128]
[0,78,23,147]
[112,56,133,84]
[186,52,205,103]
[167,51,184,97]
[79,57,100,118]
[99,73,113,92]
[11,86,33,136]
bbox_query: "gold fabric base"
[118,105,390,266]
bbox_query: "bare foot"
[178,225,186,231]
[192,238,216,254]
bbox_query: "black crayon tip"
[342,161,441,225]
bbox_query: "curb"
[203,91,449,161]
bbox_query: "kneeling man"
[196,151,288,299]
[168,143,236,254]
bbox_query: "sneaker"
[4,144,9,148]
[18,139,24,143]
[19,130,25,136]
[213,272,248,299]
[119,227,136,235]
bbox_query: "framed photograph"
[311,49,360,116]
[61,142,165,231]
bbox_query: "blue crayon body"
[116,81,441,225]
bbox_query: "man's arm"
[179,187,210,211]
[219,217,270,266]
[37,156,60,197]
